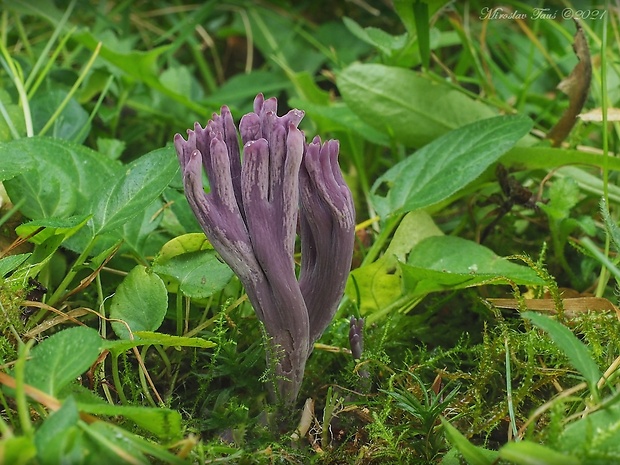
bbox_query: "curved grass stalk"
[38,41,102,137]
[24,0,77,96]
[0,48,33,137]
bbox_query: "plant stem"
[47,236,98,307]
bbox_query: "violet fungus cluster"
[174,94,355,405]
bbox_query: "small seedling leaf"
[109,265,168,340]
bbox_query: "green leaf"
[91,147,179,235]
[402,236,545,295]
[153,234,234,298]
[35,397,83,465]
[76,402,182,441]
[522,312,602,393]
[84,422,187,465]
[559,400,620,461]
[2,137,118,220]
[346,211,443,318]
[24,326,103,396]
[104,331,216,356]
[370,114,533,217]
[0,88,27,142]
[499,441,581,465]
[442,418,498,465]
[601,197,620,253]
[153,250,234,299]
[109,265,168,340]
[539,177,580,220]
[0,253,31,277]
[15,215,91,245]
[0,436,37,465]
[337,63,497,148]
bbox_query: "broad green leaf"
[35,397,83,465]
[153,250,233,299]
[441,418,497,465]
[24,326,103,396]
[109,265,168,340]
[104,331,216,356]
[15,215,91,245]
[337,63,497,148]
[346,211,443,317]
[370,114,533,217]
[522,312,602,393]
[155,233,211,260]
[402,236,545,295]
[499,441,580,465]
[2,136,118,220]
[0,253,31,277]
[0,436,37,465]
[77,402,182,441]
[91,147,179,235]
[559,400,620,461]
[153,234,233,298]
[0,144,34,180]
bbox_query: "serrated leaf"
[109,265,168,340]
[104,331,216,356]
[91,147,179,235]
[370,114,533,217]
